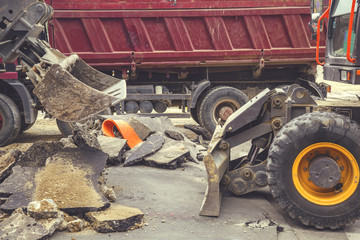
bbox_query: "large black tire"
[267,112,360,229]
[0,94,21,146]
[198,86,248,133]
[20,109,38,133]
[56,108,112,137]
[56,119,76,137]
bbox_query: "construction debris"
[97,135,127,165]
[144,140,189,169]
[0,208,50,239]
[98,184,117,202]
[0,149,21,182]
[0,166,38,212]
[102,119,142,148]
[66,218,86,232]
[164,130,185,141]
[0,147,109,214]
[0,115,212,238]
[0,207,63,240]
[85,204,144,233]
[184,124,212,140]
[124,133,165,167]
[72,128,101,151]
[34,147,109,214]
[128,117,155,140]
[27,199,59,219]
[179,128,198,142]
[104,115,205,168]
[16,141,64,167]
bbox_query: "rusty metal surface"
[46,0,326,70]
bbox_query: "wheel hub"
[292,142,359,205]
[218,106,234,121]
[309,155,341,188]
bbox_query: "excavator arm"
[0,0,126,122]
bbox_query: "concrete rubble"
[124,133,165,167]
[85,204,144,233]
[0,149,21,182]
[184,124,212,141]
[144,139,189,169]
[16,141,64,167]
[128,117,155,140]
[0,115,209,238]
[97,135,127,165]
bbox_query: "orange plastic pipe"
[316,0,331,66]
[346,0,357,64]
[102,119,142,149]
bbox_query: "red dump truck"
[0,0,326,146]
[45,0,327,133]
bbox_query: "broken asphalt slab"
[85,204,144,233]
[128,117,155,140]
[16,141,64,167]
[143,140,189,169]
[104,116,204,164]
[164,130,184,141]
[0,147,109,215]
[97,135,127,165]
[124,134,164,167]
[0,149,21,182]
[184,124,211,140]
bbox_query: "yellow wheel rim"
[292,142,359,205]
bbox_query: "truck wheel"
[198,86,248,133]
[20,110,38,133]
[56,119,76,137]
[0,94,21,146]
[56,108,112,137]
[267,112,360,229]
[190,108,199,124]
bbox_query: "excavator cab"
[0,0,126,122]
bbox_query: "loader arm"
[0,0,126,122]
[200,84,318,216]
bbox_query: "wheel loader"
[0,0,126,123]
[200,0,360,229]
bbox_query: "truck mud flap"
[200,136,230,217]
[33,57,126,122]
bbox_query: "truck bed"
[46,0,326,71]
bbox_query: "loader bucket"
[199,129,230,216]
[33,57,126,122]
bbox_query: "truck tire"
[56,108,112,137]
[267,112,360,229]
[56,119,76,137]
[198,86,248,133]
[0,94,21,146]
[20,109,38,133]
